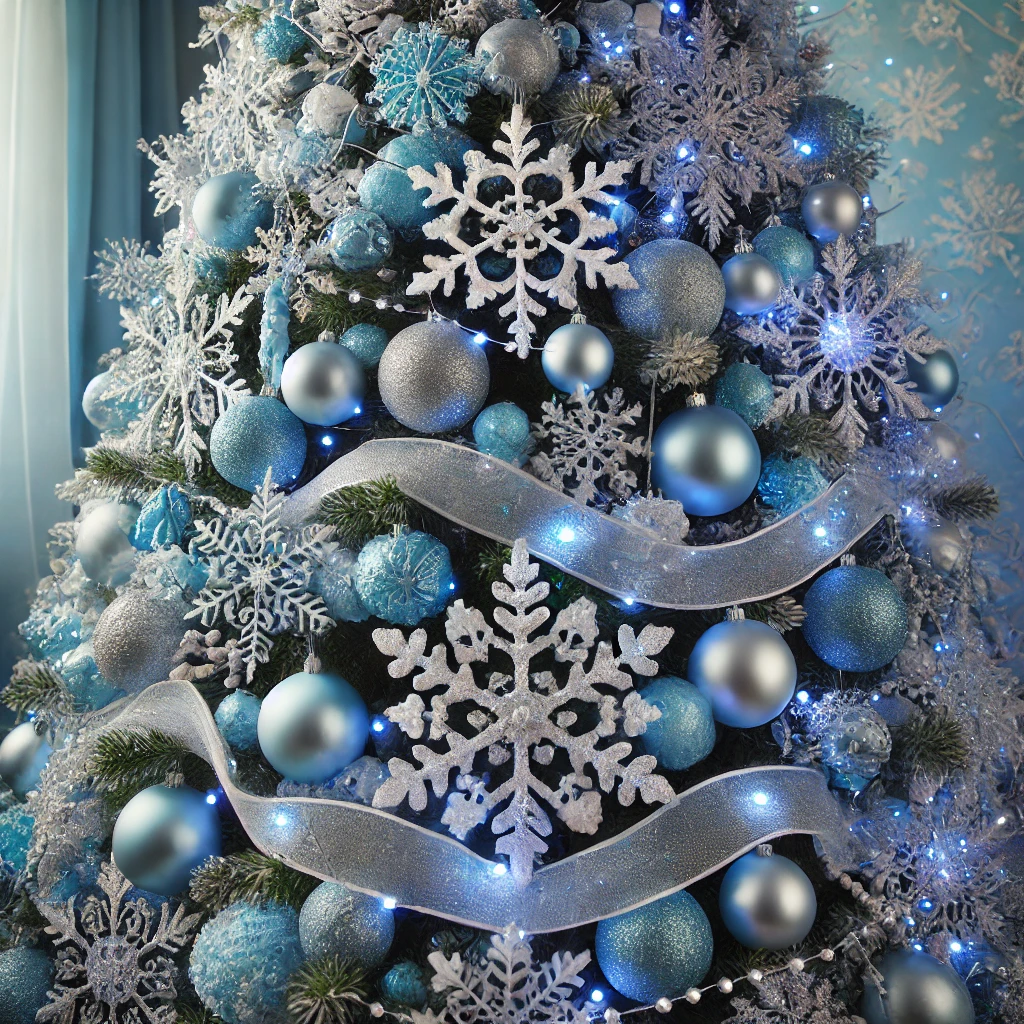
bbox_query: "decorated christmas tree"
[1,2,1020,1023]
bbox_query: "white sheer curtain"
[0,0,72,681]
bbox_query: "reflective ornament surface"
[801,181,863,242]
[298,881,395,968]
[82,370,138,432]
[254,14,307,61]
[722,252,782,315]
[473,403,532,465]
[906,349,959,410]
[0,722,52,799]
[209,395,308,492]
[475,20,560,97]
[753,226,815,286]
[341,323,390,370]
[326,209,393,272]
[0,946,53,1024]
[281,341,365,426]
[75,501,140,587]
[820,706,891,789]
[862,952,974,1024]
[191,171,273,251]
[906,516,966,575]
[715,362,776,428]
[639,676,716,771]
[541,321,615,393]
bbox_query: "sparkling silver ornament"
[906,349,959,409]
[862,952,975,1024]
[541,319,615,393]
[75,501,140,587]
[722,252,782,315]
[905,516,966,574]
[281,341,365,426]
[475,20,560,98]
[378,319,490,433]
[0,722,52,799]
[298,881,395,968]
[801,181,863,242]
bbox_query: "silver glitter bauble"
[281,341,365,426]
[863,952,974,1024]
[801,181,863,242]
[722,252,782,315]
[299,881,395,968]
[541,320,615,393]
[92,591,187,693]
[378,320,490,433]
[906,516,966,575]
[0,722,52,799]
[75,501,140,587]
[475,20,560,97]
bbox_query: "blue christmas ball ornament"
[341,323,390,370]
[715,362,776,428]
[820,706,891,790]
[255,14,307,61]
[112,784,221,896]
[757,454,829,517]
[57,642,123,710]
[639,677,716,771]
[309,548,369,622]
[803,565,908,672]
[541,320,615,393]
[258,672,369,783]
[191,172,274,251]
[651,404,761,517]
[753,226,815,287]
[0,947,53,1024]
[75,500,140,587]
[595,890,713,1003]
[215,691,262,751]
[381,961,429,1008]
[281,341,365,426]
[0,722,51,799]
[191,901,304,1024]
[210,395,307,492]
[130,485,192,550]
[906,349,959,410]
[863,951,974,1024]
[299,881,395,968]
[0,806,34,873]
[82,370,139,432]
[722,252,782,315]
[326,209,394,272]
[355,530,454,626]
[473,403,532,465]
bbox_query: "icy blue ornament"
[309,548,369,622]
[757,454,829,517]
[553,21,581,60]
[259,276,292,392]
[639,677,716,771]
[255,14,307,62]
[0,947,53,1024]
[193,251,230,289]
[753,226,815,287]
[299,881,395,968]
[191,172,274,252]
[821,706,891,791]
[602,198,638,254]
[381,961,429,1009]
[473,403,532,465]
[326,209,394,272]
[215,691,262,751]
[341,323,390,370]
[715,362,776,428]
[277,755,390,805]
[141,545,210,597]
[130,485,192,551]
[191,901,304,1024]
[57,642,123,710]
[0,806,34,873]
[22,608,83,661]
[354,530,453,626]
[210,395,307,492]
[82,370,140,432]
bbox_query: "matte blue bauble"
[613,239,725,341]
[595,890,713,1003]
[112,784,221,896]
[753,226,815,287]
[255,14,307,61]
[651,405,761,517]
[0,722,52,799]
[541,321,615,393]
[327,209,394,271]
[906,349,959,410]
[192,172,274,251]
[215,691,262,751]
[130,485,192,550]
[722,252,782,315]
[639,676,716,771]
[299,881,395,968]
[281,341,365,426]
[473,403,532,465]
[0,805,34,872]
[381,961,429,1008]
[82,370,139,432]
[309,548,369,622]
[210,395,307,492]
[802,566,908,672]
[715,362,775,428]
[757,454,828,517]
[863,951,974,1024]
[0,947,53,1024]
[258,672,369,783]
[355,530,453,626]
[341,323,390,370]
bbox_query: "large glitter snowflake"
[372,539,673,885]
[406,105,638,358]
[35,860,201,1024]
[188,469,335,683]
[736,235,941,448]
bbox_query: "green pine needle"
[189,850,320,913]
[928,477,999,523]
[287,956,369,1024]
[743,595,807,633]
[174,1005,228,1024]
[891,709,970,776]
[85,446,188,492]
[476,543,514,588]
[4,659,77,717]
[318,477,414,546]
[768,414,848,474]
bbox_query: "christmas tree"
[1,2,1019,1023]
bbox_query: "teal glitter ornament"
[209,395,307,492]
[473,403,532,465]
[757,454,828,517]
[906,349,959,410]
[354,529,454,626]
[190,901,304,1024]
[802,565,908,672]
[715,362,776,428]
[259,276,292,391]
[309,548,370,622]
[0,722,51,799]
[327,209,394,272]
[595,890,713,1003]
[381,960,429,1008]
[255,14,308,61]
[191,172,274,251]
[863,951,974,1024]
[130,485,192,550]
[0,805,34,872]
[753,226,815,287]
[341,323,390,370]
[0,947,53,1024]
[215,691,262,751]
[639,677,716,771]
[298,881,395,968]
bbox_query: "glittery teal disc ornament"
[355,530,454,626]
[254,15,308,62]
[753,226,815,287]
[299,881,395,968]
[595,890,713,1003]
[639,676,716,771]
[715,362,775,428]
[0,946,53,1024]
[209,395,307,492]
[215,691,262,751]
[326,209,394,272]
[757,454,828,517]
[341,324,391,370]
[191,172,274,252]
[381,961,429,1009]
[473,402,532,465]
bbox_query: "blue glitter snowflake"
[368,24,482,129]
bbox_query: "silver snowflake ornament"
[406,105,638,357]
[372,539,673,885]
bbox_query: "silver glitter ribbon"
[103,681,850,933]
[279,439,895,609]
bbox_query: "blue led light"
[206,792,218,805]
[814,526,827,538]
[275,813,288,826]
[321,434,334,446]
[668,2,681,11]
[950,940,962,952]
[473,332,487,345]
[492,863,508,877]
[661,212,675,224]
[371,716,387,733]
[885,57,893,65]
[796,690,810,703]
[449,581,456,590]
[625,597,634,606]
[591,989,606,1003]
[383,896,397,909]
[799,142,813,155]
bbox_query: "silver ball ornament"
[541,321,614,393]
[801,181,863,242]
[75,501,140,587]
[475,20,560,97]
[719,851,817,950]
[281,341,365,426]
[722,253,782,315]
[906,516,966,575]
[906,349,959,410]
[922,422,965,464]
[688,618,797,728]
[298,881,395,968]
[862,952,974,1024]
[378,320,490,433]
[0,722,52,799]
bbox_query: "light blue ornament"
[210,395,307,492]
[191,172,274,252]
[258,672,369,783]
[715,362,776,428]
[473,403,532,465]
[326,209,394,272]
[595,890,713,1003]
[82,370,139,432]
[0,806,34,872]
[639,677,715,771]
[757,454,828,517]
[862,951,974,1024]
[355,530,453,626]
[722,252,782,315]
[0,723,51,799]
[381,961,429,1008]
[130,485,192,551]
[112,784,221,896]
[802,566,908,673]
[141,545,210,597]
[821,706,891,790]
[309,548,369,622]
[191,901,304,1024]
[299,881,395,968]
[0,947,53,1024]
[753,226,815,287]
[57,642,123,710]
[541,320,615,393]
[21,607,83,661]
[259,276,292,391]
[281,341,365,426]
[906,349,959,410]
[215,691,262,751]
[277,755,390,805]
[193,251,230,290]
[254,14,307,61]
[341,323,390,370]
[75,500,140,587]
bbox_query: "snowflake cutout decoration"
[877,65,964,146]
[368,24,482,128]
[406,105,638,357]
[529,384,645,507]
[372,539,673,885]
[35,859,201,1024]
[188,469,335,683]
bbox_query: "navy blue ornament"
[906,350,959,410]
[863,951,974,1024]
[210,395,307,492]
[130,485,192,550]
[355,530,454,626]
[327,209,394,272]
[473,403,532,465]
[639,676,716,771]
[541,320,615,393]
[0,947,53,1024]
[595,890,713,1003]
[715,362,776,428]
[341,324,390,370]
[722,252,782,315]
[191,172,274,251]
[112,784,221,896]
[757,454,828,517]
[803,565,908,672]
[0,722,52,799]
[299,881,395,968]
[215,691,262,751]
[381,961,429,1008]
[255,14,308,62]
[753,226,815,287]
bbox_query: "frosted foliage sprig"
[93,240,167,305]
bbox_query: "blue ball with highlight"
[473,403,532,465]
[0,947,53,1024]
[639,676,716,771]
[753,225,815,287]
[215,691,262,751]
[341,323,391,370]
[191,172,274,252]
[210,395,307,493]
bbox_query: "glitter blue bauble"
[0,806,34,872]
[802,566,908,673]
[906,349,959,410]
[191,901,304,1024]
[473,403,532,465]
[215,691,262,751]
[651,405,761,517]
[299,881,395,968]
[757,454,828,517]
[595,890,713,1003]
[0,947,53,1024]
[130,485,192,550]
[82,370,139,432]
[381,961,429,1008]
[112,784,221,896]
[341,324,390,370]
[309,548,369,622]
[354,530,453,626]
[862,951,974,1024]
[722,252,781,315]
[753,226,815,287]
[791,96,864,161]
[255,14,307,61]
[210,395,307,492]
[541,321,614,393]
[191,172,274,251]
[715,362,775,428]
[326,209,394,272]
[258,672,369,783]
[612,239,725,342]
[639,676,716,771]
[0,723,51,799]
